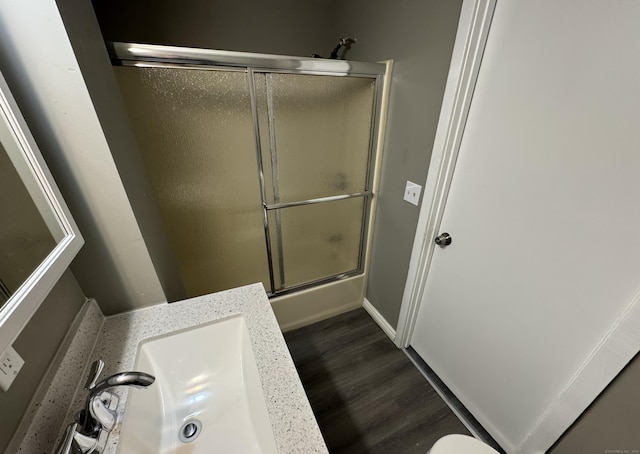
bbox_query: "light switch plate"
[0,346,25,391]
[403,181,422,206]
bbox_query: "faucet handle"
[84,359,104,390]
[55,422,79,454]
[90,391,120,431]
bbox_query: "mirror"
[0,141,61,306]
[0,68,83,353]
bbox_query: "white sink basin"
[117,314,278,453]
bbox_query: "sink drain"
[179,419,202,443]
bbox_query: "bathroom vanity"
[10,284,327,453]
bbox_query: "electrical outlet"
[0,346,25,391]
[403,181,422,206]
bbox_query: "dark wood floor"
[284,308,471,454]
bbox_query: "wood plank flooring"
[284,308,471,454]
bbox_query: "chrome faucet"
[56,359,155,454]
[79,360,155,435]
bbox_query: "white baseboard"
[362,298,396,341]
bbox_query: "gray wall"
[0,3,89,450]
[333,0,463,327]
[0,270,85,453]
[92,0,337,57]
[550,353,640,453]
[91,0,463,328]
[0,0,167,315]
[0,0,636,451]
[56,0,186,305]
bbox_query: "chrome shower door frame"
[110,42,386,296]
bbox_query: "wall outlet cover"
[0,346,25,392]
[403,181,422,206]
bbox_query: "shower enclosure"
[110,43,386,298]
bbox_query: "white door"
[410,1,640,452]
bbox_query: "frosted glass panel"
[270,197,365,288]
[114,67,271,296]
[255,73,376,204]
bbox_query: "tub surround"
[11,283,328,453]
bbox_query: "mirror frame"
[0,69,83,354]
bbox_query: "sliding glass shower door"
[112,47,382,297]
[254,73,376,291]
[115,67,270,296]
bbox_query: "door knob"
[434,232,452,247]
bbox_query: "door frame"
[396,0,640,452]
[395,0,495,348]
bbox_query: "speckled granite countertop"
[14,283,327,454]
[98,283,327,454]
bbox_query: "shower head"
[340,37,357,46]
[329,37,358,60]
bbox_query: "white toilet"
[428,434,499,454]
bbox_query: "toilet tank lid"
[430,434,499,454]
